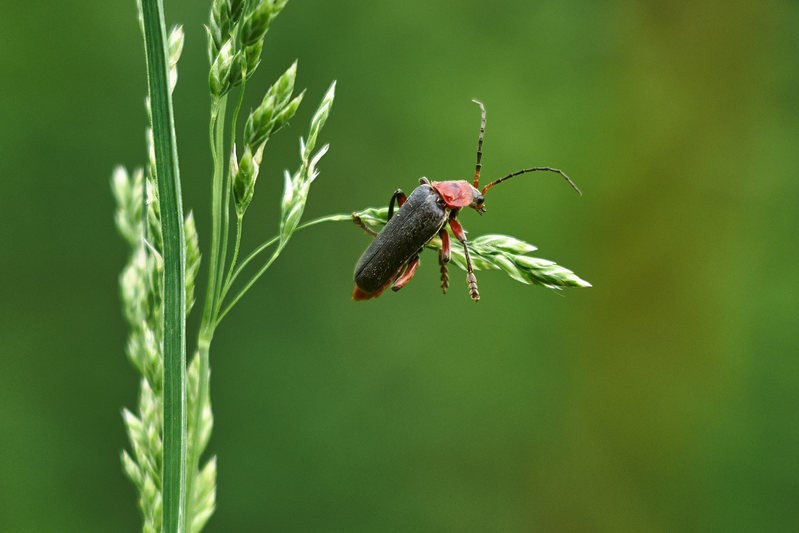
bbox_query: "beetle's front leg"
[391,255,420,292]
[438,228,450,294]
[448,218,479,301]
[387,189,407,220]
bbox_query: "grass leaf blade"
[140,1,187,531]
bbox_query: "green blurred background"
[1,0,797,531]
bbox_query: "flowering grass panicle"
[115,1,337,530]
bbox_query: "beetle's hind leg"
[391,254,420,292]
[352,187,408,237]
[448,218,480,301]
[438,228,450,294]
[352,214,378,237]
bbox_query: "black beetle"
[353,100,581,302]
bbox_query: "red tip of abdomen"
[353,285,376,301]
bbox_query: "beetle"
[353,99,581,302]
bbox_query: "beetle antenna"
[481,167,582,196]
[471,99,486,189]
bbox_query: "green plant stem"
[190,94,227,532]
[185,334,211,532]
[219,215,243,316]
[216,213,350,324]
[200,96,228,331]
[217,243,285,326]
[232,214,351,285]
[213,82,247,314]
[217,185,231,308]
[212,98,229,306]
[140,1,187,531]
[229,81,247,153]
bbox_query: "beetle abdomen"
[354,184,449,294]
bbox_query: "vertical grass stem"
[140,0,187,531]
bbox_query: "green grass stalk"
[139,0,187,531]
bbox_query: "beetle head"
[468,185,486,214]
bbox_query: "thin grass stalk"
[140,1,187,531]
[200,97,228,333]
[187,101,224,532]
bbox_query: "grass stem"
[140,0,187,531]
[217,213,350,324]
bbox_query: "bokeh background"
[1,0,797,531]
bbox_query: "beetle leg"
[387,189,407,220]
[448,218,480,301]
[352,188,408,238]
[438,228,450,294]
[391,255,420,292]
[352,213,378,237]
